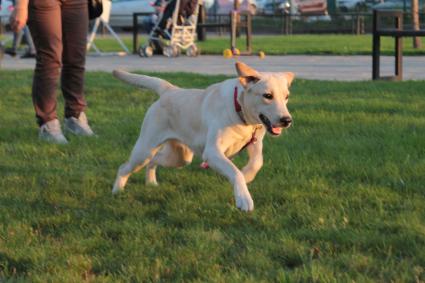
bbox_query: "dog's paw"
[145,180,158,186]
[112,186,124,194]
[112,181,126,194]
[235,192,254,212]
[112,175,129,194]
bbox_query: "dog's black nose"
[280,116,292,127]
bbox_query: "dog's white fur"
[112,62,294,211]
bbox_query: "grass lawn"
[1,70,425,282]
[89,34,425,55]
[3,33,425,55]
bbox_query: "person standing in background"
[10,0,94,144]
[3,0,36,58]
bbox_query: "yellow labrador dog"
[112,62,294,211]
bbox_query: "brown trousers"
[28,0,88,126]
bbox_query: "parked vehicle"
[255,0,268,12]
[109,0,156,28]
[212,0,258,15]
[297,0,328,15]
[372,0,424,10]
[110,0,213,28]
[202,0,215,9]
[337,0,367,12]
[261,0,291,14]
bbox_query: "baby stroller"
[139,0,200,57]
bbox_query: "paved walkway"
[2,54,425,81]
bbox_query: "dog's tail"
[113,69,176,94]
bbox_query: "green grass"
[89,34,425,55]
[1,70,425,282]
[3,33,425,55]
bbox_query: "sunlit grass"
[3,33,424,55]
[88,34,425,55]
[0,70,424,282]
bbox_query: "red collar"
[234,86,246,124]
[200,89,255,170]
[234,86,259,147]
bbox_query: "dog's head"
[236,62,294,136]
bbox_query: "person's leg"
[27,0,62,126]
[20,26,37,58]
[158,0,176,30]
[23,26,36,55]
[61,0,88,119]
[13,30,23,50]
[61,0,94,136]
[4,31,22,56]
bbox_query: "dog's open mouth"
[259,114,282,136]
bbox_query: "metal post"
[395,13,403,80]
[246,14,252,53]
[230,11,237,51]
[197,5,207,41]
[289,14,292,34]
[356,14,364,35]
[103,21,130,53]
[133,13,138,54]
[87,18,101,51]
[282,13,290,34]
[412,0,422,48]
[372,10,381,80]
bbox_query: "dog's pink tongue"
[272,127,282,135]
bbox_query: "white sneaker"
[39,119,68,144]
[64,112,94,136]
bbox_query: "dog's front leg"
[242,139,264,184]
[203,145,254,212]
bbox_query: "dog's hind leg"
[145,163,158,186]
[146,140,193,185]
[112,137,161,194]
[112,106,169,194]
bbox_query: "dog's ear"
[235,62,260,87]
[283,72,295,88]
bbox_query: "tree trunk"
[412,0,422,48]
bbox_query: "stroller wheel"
[138,46,145,57]
[163,45,180,58]
[139,45,153,57]
[144,46,154,57]
[186,45,199,57]
[172,45,181,57]
[163,46,173,57]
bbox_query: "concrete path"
[2,54,425,81]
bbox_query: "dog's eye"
[285,95,289,100]
[263,93,273,100]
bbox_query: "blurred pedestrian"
[10,0,94,144]
[5,26,36,58]
[2,0,36,58]
[144,0,166,33]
